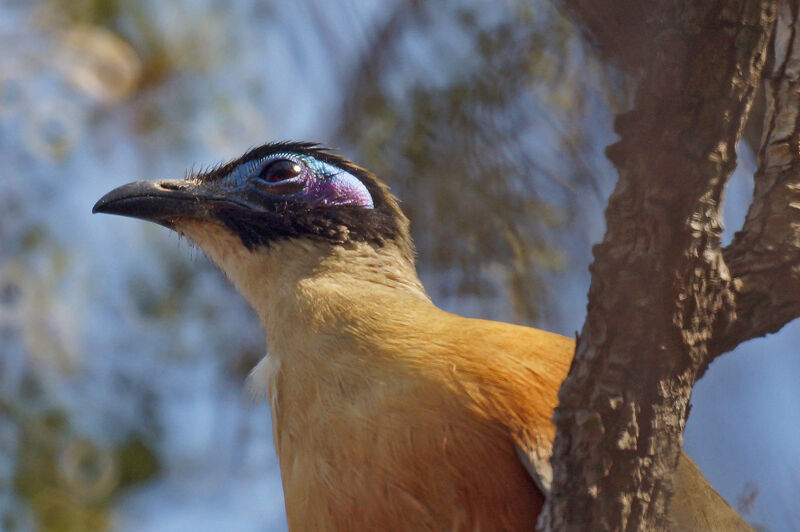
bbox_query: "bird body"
[94,142,753,531]
[192,234,561,529]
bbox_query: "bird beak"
[93,179,219,228]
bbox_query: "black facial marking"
[194,142,413,257]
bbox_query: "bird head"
[93,142,421,316]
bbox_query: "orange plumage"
[94,143,752,531]
[187,234,748,531]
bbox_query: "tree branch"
[557,0,675,71]
[710,0,800,360]
[539,1,777,530]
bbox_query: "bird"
[93,142,752,531]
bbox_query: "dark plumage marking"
[195,142,414,260]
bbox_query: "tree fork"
[540,1,778,530]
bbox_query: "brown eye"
[258,159,302,183]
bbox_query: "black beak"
[93,180,210,227]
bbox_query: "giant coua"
[94,142,751,531]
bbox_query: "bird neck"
[179,219,436,401]
[228,238,434,406]
[235,238,428,326]
[181,220,429,331]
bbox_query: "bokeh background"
[0,0,798,530]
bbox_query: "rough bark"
[712,1,800,358]
[539,2,779,531]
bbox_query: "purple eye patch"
[219,152,374,209]
[300,156,374,209]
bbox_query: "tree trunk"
[539,1,787,530]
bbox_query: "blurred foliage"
[44,0,177,92]
[115,436,160,490]
[4,375,159,532]
[337,1,624,322]
[128,256,196,321]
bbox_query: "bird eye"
[257,159,303,183]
